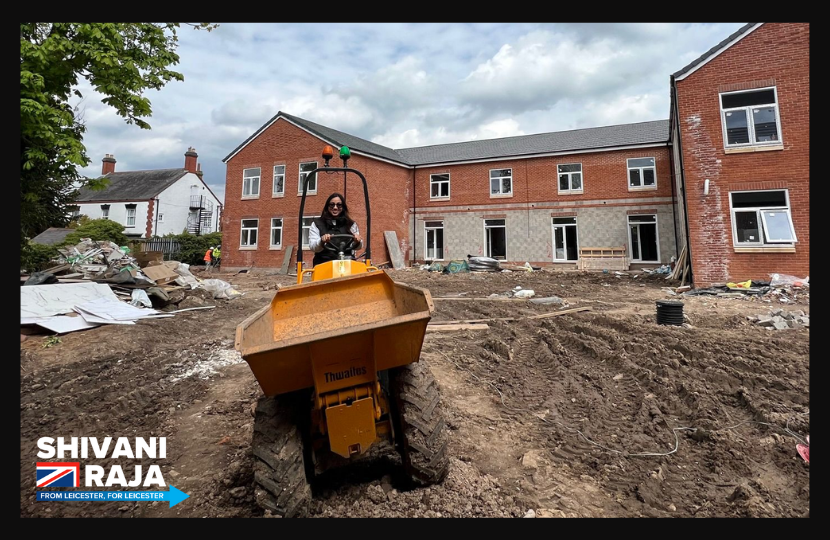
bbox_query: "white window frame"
[101,206,110,220]
[157,213,164,222]
[551,217,579,262]
[483,219,507,260]
[125,207,136,227]
[627,157,656,190]
[430,173,450,199]
[557,163,584,193]
[242,168,261,199]
[719,86,783,149]
[240,218,258,248]
[729,189,797,246]
[301,217,314,248]
[202,213,212,230]
[273,165,285,197]
[299,162,318,195]
[270,218,283,249]
[627,214,660,263]
[424,221,444,260]
[489,168,512,197]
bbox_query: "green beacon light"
[339,145,351,166]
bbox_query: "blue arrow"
[36,485,190,508]
[163,485,190,507]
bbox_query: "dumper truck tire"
[390,361,450,486]
[251,392,311,517]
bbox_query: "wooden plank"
[279,245,294,275]
[434,297,528,302]
[383,231,405,270]
[426,323,489,332]
[428,306,591,326]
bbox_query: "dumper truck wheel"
[390,361,450,486]
[251,392,311,517]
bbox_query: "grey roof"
[226,111,669,168]
[672,23,758,79]
[396,120,670,165]
[30,228,74,246]
[223,111,409,165]
[75,169,188,202]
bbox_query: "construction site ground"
[20,268,810,518]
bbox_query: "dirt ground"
[20,267,810,518]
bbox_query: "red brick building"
[221,113,677,272]
[670,23,809,286]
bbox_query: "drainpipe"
[671,75,694,285]
[154,198,160,236]
[412,165,416,265]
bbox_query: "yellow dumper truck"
[235,146,448,516]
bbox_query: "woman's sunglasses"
[328,202,343,208]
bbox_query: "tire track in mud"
[437,310,809,517]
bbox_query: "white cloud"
[70,22,748,195]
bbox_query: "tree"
[60,218,129,247]
[20,23,217,250]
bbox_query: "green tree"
[60,218,129,247]
[163,231,222,266]
[20,22,217,250]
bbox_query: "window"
[557,163,583,193]
[125,207,136,227]
[270,218,283,248]
[240,219,258,247]
[484,219,506,260]
[273,165,285,196]
[730,190,796,246]
[157,213,164,222]
[430,174,450,199]
[489,169,512,196]
[424,221,444,260]
[301,217,314,248]
[243,168,261,198]
[720,87,782,147]
[201,213,212,229]
[627,157,656,189]
[299,162,317,194]
[628,215,659,262]
[100,205,110,220]
[68,206,80,219]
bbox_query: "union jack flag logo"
[36,462,80,488]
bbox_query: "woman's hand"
[353,233,362,244]
[322,234,332,243]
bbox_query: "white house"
[73,147,222,238]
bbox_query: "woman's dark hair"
[320,192,354,227]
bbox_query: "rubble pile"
[747,309,809,330]
[20,237,242,336]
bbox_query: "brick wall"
[676,23,809,286]
[222,118,413,271]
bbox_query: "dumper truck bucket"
[235,271,433,397]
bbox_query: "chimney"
[196,163,204,179]
[102,154,116,175]
[184,147,198,173]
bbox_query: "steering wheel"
[323,233,358,254]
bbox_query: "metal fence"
[133,238,181,261]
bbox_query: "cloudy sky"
[72,23,747,204]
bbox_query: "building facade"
[671,23,809,286]
[74,148,223,238]
[221,113,677,272]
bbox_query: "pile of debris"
[20,237,242,336]
[747,309,809,330]
[682,273,809,304]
